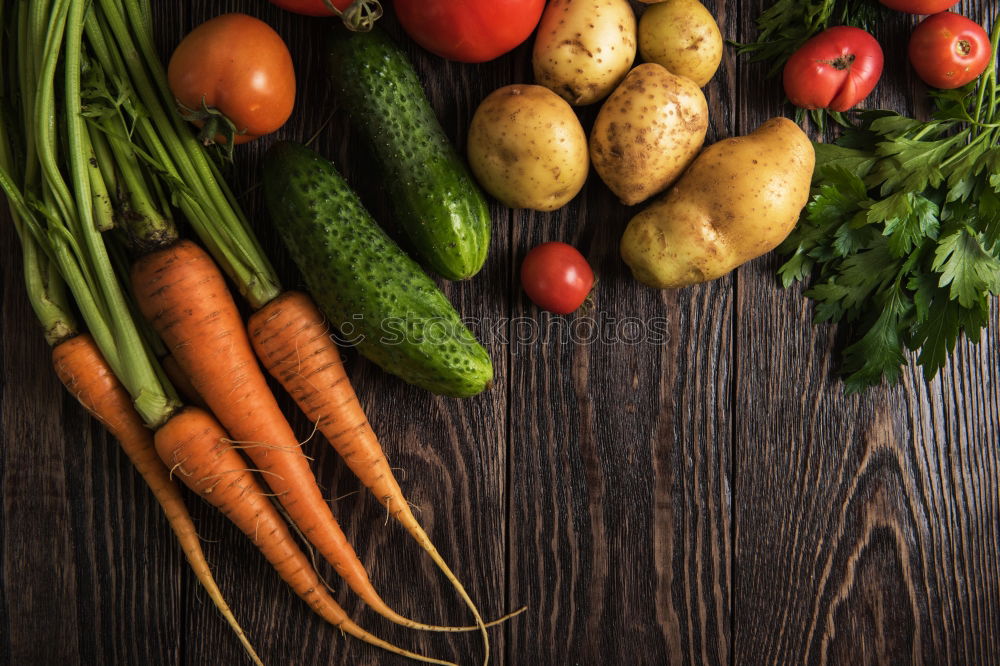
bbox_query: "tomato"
[878,0,958,14]
[909,12,991,89]
[267,0,383,30]
[168,14,295,145]
[394,0,546,63]
[520,242,595,315]
[782,26,884,112]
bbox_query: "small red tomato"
[878,0,958,14]
[909,12,991,89]
[394,0,546,63]
[168,14,295,145]
[783,26,884,112]
[521,242,594,315]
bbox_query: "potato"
[532,0,637,106]
[620,117,815,288]
[467,84,589,212]
[590,63,708,206]
[639,0,723,88]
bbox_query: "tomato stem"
[826,53,856,70]
[322,0,382,32]
[175,95,241,157]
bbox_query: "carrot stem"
[63,0,175,427]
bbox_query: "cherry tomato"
[395,0,546,63]
[909,12,991,89]
[267,0,382,30]
[878,0,958,14]
[521,242,594,315]
[168,14,295,145]
[783,26,884,112]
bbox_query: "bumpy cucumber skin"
[327,25,491,281]
[263,141,493,398]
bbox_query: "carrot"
[249,290,515,658]
[132,239,472,633]
[51,334,262,666]
[154,406,456,666]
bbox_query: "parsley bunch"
[778,18,1000,393]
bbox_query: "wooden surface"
[1,1,998,664]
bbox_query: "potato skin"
[620,117,815,288]
[639,0,723,88]
[467,85,589,212]
[590,63,707,206]
[532,0,637,106]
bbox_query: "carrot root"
[249,290,531,665]
[154,406,457,666]
[52,334,262,666]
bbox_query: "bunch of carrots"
[0,0,518,663]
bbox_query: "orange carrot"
[51,334,262,666]
[131,239,468,632]
[249,290,510,656]
[154,406,455,666]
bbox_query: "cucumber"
[262,141,493,398]
[327,25,491,281]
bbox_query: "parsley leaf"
[933,229,1000,308]
[776,16,1000,391]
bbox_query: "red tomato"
[168,14,295,145]
[782,26,884,112]
[268,0,383,30]
[394,0,546,63]
[909,12,991,89]
[521,242,595,315]
[878,0,958,14]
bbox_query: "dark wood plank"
[505,2,734,663]
[734,2,1000,664]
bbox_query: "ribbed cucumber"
[327,25,491,281]
[262,141,493,398]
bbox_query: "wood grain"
[733,2,1000,665]
[0,1,997,665]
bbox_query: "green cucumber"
[327,25,491,281]
[262,141,493,398]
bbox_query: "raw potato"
[621,117,815,288]
[467,85,589,212]
[532,0,637,106]
[590,63,708,206]
[639,0,723,88]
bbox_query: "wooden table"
[2,1,998,664]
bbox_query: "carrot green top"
[0,0,180,427]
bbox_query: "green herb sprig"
[779,17,1000,393]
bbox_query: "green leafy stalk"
[65,0,177,425]
[0,1,75,346]
[779,14,1000,392]
[1,0,178,426]
[0,108,78,345]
